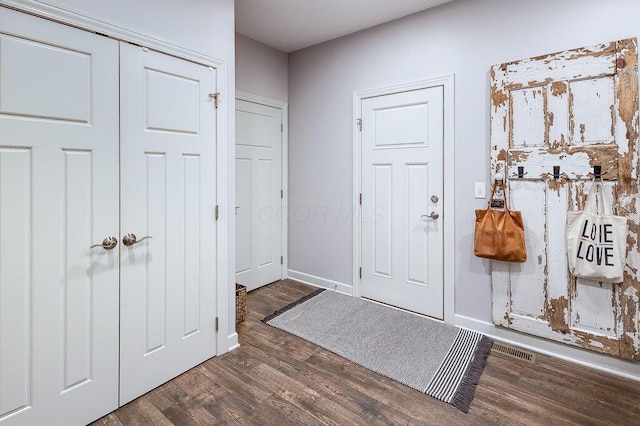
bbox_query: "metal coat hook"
[594,165,602,180]
[553,165,560,180]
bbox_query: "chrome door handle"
[122,233,153,247]
[90,236,118,250]
[421,211,440,220]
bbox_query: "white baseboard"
[455,314,640,382]
[287,269,353,295]
[226,332,239,353]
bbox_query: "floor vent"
[491,343,535,363]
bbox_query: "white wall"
[288,0,640,376]
[26,0,238,350]
[236,34,288,102]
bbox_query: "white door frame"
[4,0,231,355]
[353,76,455,325]
[235,90,289,279]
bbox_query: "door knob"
[421,211,440,221]
[90,236,118,250]
[122,233,153,247]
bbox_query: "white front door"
[361,87,444,319]
[119,43,218,404]
[0,8,119,425]
[235,99,283,291]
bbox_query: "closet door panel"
[119,42,218,405]
[0,7,119,425]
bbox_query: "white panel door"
[361,87,444,319]
[0,8,119,425]
[235,99,283,291]
[119,43,217,404]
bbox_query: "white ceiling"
[235,0,454,53]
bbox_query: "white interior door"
[235,99,283,291]
[0,8,119,425]
[119,43,218,404]
[361,87,444,319]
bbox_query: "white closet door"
[235,99,283,291]
[0,7,119,425]
[119,43,218,404]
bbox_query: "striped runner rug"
[263,289,493,412]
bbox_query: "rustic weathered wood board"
[490,39,640,360]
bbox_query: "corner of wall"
[226,332,239,353]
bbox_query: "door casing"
[353,76,455,324]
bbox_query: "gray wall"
[287,0,639,324]
[236,34,288,102]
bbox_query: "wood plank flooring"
[93,279,640,425]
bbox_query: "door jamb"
[352,76,455,324]
[235,91,289,280]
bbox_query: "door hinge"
[281,123,284,133]
[215,205,219,220]
[359,193,363,205]
[281,189,284,199]
[359,267,362,279]
[209,92,220,109]
[215,317,219,332]
[356,118,362,131]
[281,256,284,265]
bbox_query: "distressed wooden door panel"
[490,39,640,360]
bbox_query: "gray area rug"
[263,289,493,412]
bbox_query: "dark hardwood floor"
[93,279,640,425]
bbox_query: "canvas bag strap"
[584,178,612,216]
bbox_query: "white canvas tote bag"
[566,179,627,283]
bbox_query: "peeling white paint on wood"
[509,181,547,317]
[511,87,546,147]
[507,146,618,181]
[490,38,640,360]
[570,77,616,144]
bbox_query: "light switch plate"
[474,182,486,199]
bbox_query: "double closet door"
[0,8,217,425]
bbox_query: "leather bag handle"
[487,180,510,212]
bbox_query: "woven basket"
[235,283,247,324]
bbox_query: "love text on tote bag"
[566,179,627,283]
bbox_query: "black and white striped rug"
[263,289,493,412]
